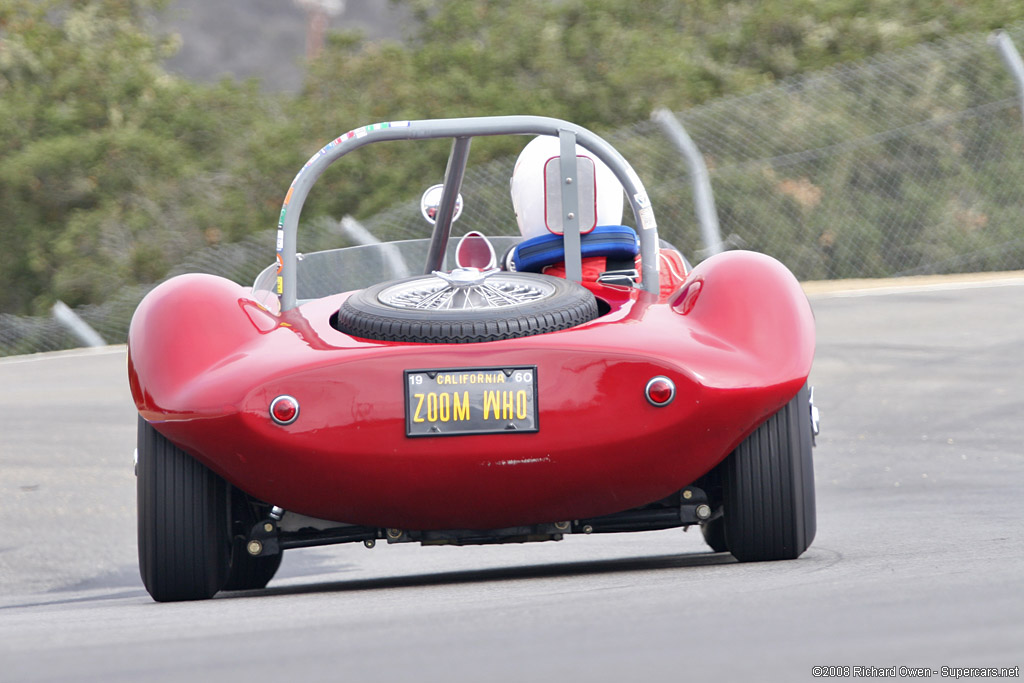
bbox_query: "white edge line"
[807,277,1024,299]
[0,345,127,365]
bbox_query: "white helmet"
[510,135,624,240]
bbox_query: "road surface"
[1,278,1021,682]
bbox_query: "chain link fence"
[666,29,1024,280]
[5,26,1024,357]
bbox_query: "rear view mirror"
[420,184,463,225]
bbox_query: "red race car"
[129,116,818,602]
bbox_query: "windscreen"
[252,237,523,309]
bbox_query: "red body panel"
[128,250,814,530]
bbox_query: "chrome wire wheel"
[377,270,557,311]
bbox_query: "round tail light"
[645,376,675,406]
[270,395,300,425]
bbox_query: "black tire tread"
[722,386,816,562]
[223,537,282,591]
[700,517,729,553]
[137,417,231,601]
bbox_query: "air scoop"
[455,230,498,270]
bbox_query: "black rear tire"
[222,486,283,591]
[721,385,817,562]
[700,517,729,553]
[223,538,282,591]
[137,417,231,601]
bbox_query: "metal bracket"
[558,129,583,283]
[245,519,282,557]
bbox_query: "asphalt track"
[1,278,1022,682]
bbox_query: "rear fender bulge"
[668,250,815,385]
[128,274,275,416]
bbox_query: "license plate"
[405,366,538,437]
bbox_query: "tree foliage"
[293,0,1024,237]
[4,0,1024,314]
[0,0,280,313]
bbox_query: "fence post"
[339,215,411,278]
[52,301,106,348]
[651,108,723,258]
[990,30,1024,130]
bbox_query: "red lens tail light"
[645,376,675,406]
[270,395,300,425]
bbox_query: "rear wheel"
[700,517,729,553]
[222,487,283,591]
[137,417,231,601]
[223,538,282,591]
[721,385,816,562]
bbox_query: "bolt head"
[247,540,263,556]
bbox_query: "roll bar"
[275,115,660,311]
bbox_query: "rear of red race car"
[128,116,817,602]
[129,248,815,601]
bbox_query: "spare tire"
[335,271,598,343]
